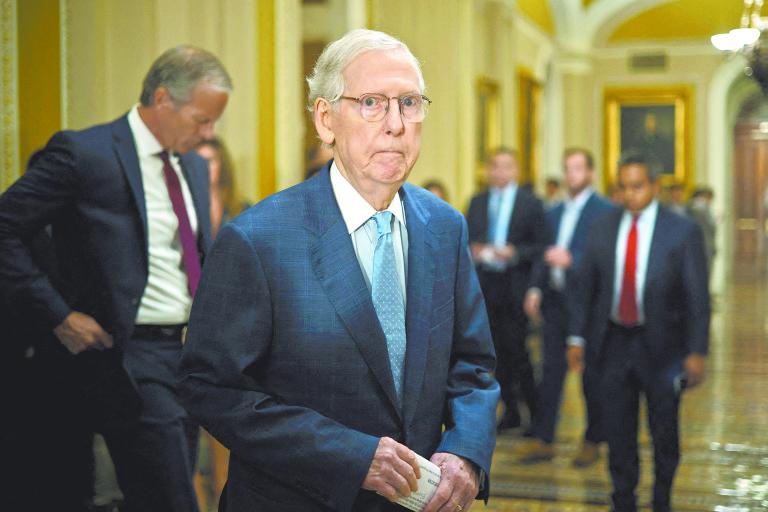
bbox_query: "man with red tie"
[0,46,231,512]
[567,151,710,512]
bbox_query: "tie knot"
[372,211,394,237]
[158,150,172,166]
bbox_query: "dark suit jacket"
[466,187,549,302]
[569,205,710,366]
[529,191,616,296]
[0,114,212,346]
[178,164,500,512]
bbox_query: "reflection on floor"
[487,266,768,511]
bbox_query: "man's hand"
[470,243,487,263]
[544,246,572,269]
[493,244,516,263]
[423,453,479,512]
[523,289,542,322]
[362,437,421,502]
[684,353,707,389]
[54,311,114,354]
[567,345,584,373]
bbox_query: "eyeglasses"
[338,93,432,123]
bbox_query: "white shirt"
[127,105,199,325]
[488,183,517,246]
[611,200,659,324]
[551,188,593,290]
[329,162,408,301]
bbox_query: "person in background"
[607,183,623,205]
[543,177,563,210]
[568,151,710,512]
[517,148,615,466]
[195,137,248,238]
[467,147,549,434]
[0,45,232,512]
[305,141,335,180]
[178,28,499,512]
[422,179,448,202]
[666,182,688,217]
[687,186,717,277]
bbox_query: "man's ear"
[153,87,173,110]
[313,98,335,146]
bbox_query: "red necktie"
[159,151,201,297]
[619,216,639,325]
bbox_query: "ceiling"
[516,0,749,45]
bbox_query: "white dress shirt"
[551,188,593,290]
[127,105,199,325]
[329,162,408,301]
[488,183,517,247]
[611,200,659,325]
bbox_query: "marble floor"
[486,264,768,511]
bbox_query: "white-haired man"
[179,29,499,512]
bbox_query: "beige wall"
[61,0,303,202]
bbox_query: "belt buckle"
[181,326,188,345]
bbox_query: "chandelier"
[711,0,768,94]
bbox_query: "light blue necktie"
[371,211,406,403]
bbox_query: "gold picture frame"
[604,86,694,191]
[476,77,501,185]
[518,67,542,187]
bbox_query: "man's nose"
[384,99,405,136]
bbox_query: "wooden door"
[733,123,768,263]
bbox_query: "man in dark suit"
[517,148,615,465]
[179,29,499,512]
[568,152,710,512]
[0,46,231,512]
[466,148,548,431]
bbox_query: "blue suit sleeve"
[0,134,76,330]
[178,222,379,511]
[682,223,710,355]
[436,217,500,500]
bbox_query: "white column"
[0,0,19,190]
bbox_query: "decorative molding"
[59,0,70,128]
[1,0,19,190]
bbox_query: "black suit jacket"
[569,205,710,366]
[466,187,549,301]
[0,114,212,346]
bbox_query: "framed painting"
[604,86,693,190]
[517,67,542,187]
[476,77,501,185]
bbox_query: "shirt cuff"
[567,336,585,348]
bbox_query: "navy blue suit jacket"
[529,191,616,295]
[0,114,212,345]
[466,187,549,301]
[178,164,499,512]
[569,205,710,366]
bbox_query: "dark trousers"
[1,342,95,512]
[106,334,200,512]
[532,290,603,444]
[600,323,681,512]
[478,270,536,424]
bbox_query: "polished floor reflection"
[487,264,768,511]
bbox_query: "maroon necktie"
[619,216,639,325]
[159,151,201,297]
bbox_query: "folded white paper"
[394,454,441,512]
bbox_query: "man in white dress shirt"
[0,46,231,512]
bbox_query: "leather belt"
[132,323,188,342]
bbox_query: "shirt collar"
[330,160,406,234]
[127,104,164,159]
[491,183,517,197]
[624,199,659,223]
[565,187,593,210]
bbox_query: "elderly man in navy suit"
[517,148,614,466]
[568,152,710,512]
[0,46,231,512]
[178,29,499,512]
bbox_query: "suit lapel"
[308,167,401,415]
[179,153,213,252]
[112,116,148,249]
[644,207,667,304]
[400,186,435,427]
[603,210,623,291]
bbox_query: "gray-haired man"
[0,46,231,512]
[179,29,498,512]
